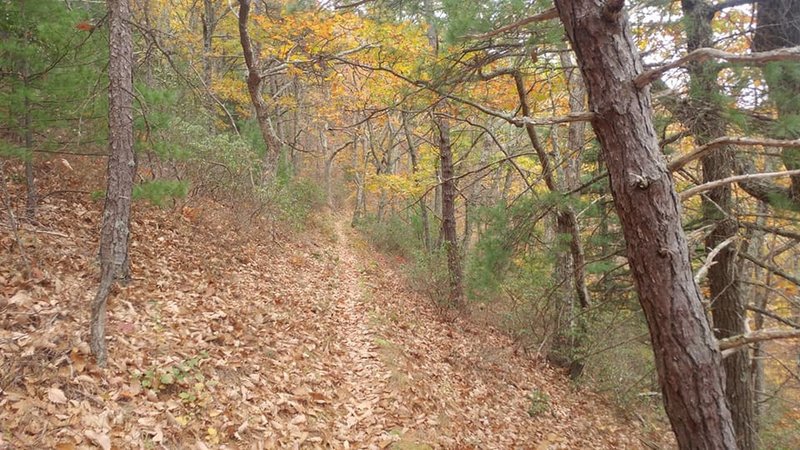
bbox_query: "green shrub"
[133,179,189,207]
[404,248,452,308]
[269,176,325,228]
[358,214,421,259]
[527,389,550,417]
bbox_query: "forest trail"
[0,171,666,449]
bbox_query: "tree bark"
[425,0,464,308]
[680,1,755,448]
[91,0,136,367]
[237,0,280,179]
[553,1,737,447]
[436,115,465,308]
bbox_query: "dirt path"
[328,219,394,445]
[1,201,668,449]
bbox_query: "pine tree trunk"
[91,0,136,367]
[754,0,800,195]
[554,1,737,447]
[512,71,590,311]
[424,0,464,307]
[436,116,465,308]
[20,2,35,221]
[679,2,756,447]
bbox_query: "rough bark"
[237,0,280,178]
[436,116,465,308]
[553,1,737,448]
[91,0,136,367]
[425,0,464,308]
[681,1,755,448]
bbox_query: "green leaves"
[132,180,190,207]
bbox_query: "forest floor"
[1,158,673,449]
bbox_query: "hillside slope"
[1,160,670,449]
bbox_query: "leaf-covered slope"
[1,159,670,449]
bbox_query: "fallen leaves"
[0,158,672,449]
[47,387,68,404]
[83,430,111,450]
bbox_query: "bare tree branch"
[668,137,800,171]
[747,305,800,329]
[740,222,800,241]
[709,0,756,16]
[462,8,558,40]
[635,45,800,89]
[720,328,800,357]
[680,169,800,199]
[740,251,800,287]
[695,236,736,284]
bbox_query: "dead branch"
[720,328,800,357]
[635,45,800,89]
[740,251,800,287]
[462,8,559,40]
[668,137,800,171]
[680,169,800,200]
[0,163,31,271]
[695,236,736,285]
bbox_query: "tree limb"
[746,305,800,329]
[695,236,736,284]
[709,0,756,17]
[740,251,800,287]
[680,169,800,200]
[462,8,559,40]
[720,328,800,357]
[668,137,800,171]
[635,45,800,89]
[740,222,800,241]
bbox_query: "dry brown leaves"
[1,158,673,449]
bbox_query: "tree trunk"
[679,2,756,447]
[20,2,35,221]
[755,0,800,196]
[512,71,590,311]
[402,112,431,251]
[202,0,215,89]
[352,135,366,226]
[553,1,737,447]
[237,0,280,179]
[320,124,333,207]
[424,0,464,308]
[436,116,465,308]
[91,0,136,367]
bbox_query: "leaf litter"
[0,159,674,449]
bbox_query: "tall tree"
[680,1,755,447]
[91,0,136,366]
[237,0,281,179]
[424,0,465,308]
[553,0,737,447]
